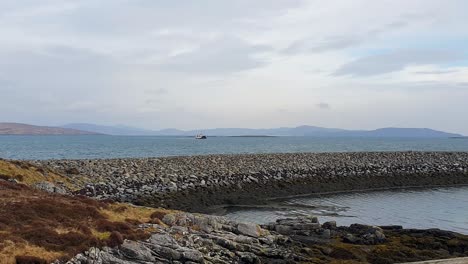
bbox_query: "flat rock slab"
[401,257,468,263]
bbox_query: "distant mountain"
[162,126,346,137]
[337,127,462,138]
[59,123,462,138]
[0,123,100,135]
[174,126,461,138]
[62,123,156,136]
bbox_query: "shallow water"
[0,135,467,160]
[222,186,468,234]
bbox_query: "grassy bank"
[0,160,172,263]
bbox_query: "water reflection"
[222,186,468,234]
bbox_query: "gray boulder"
[162,214,177,226]
[119,240,154,261]
[237,223,262,238]
[181,249,204,262]
[34,181,67,194]
[149,233,179,249]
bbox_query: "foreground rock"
[34,152,468,211]
[64,212,468,264]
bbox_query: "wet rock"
[322,221,337,230]
[274,225,293,235]
[342,224,386,245]
[379,225,403,230]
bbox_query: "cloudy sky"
[1,0,467,134]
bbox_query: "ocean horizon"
[1,135,468,160]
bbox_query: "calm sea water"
[0,135,467,160]
[223,186,468,234]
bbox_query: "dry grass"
[0,241,62,264]
[0,160,73,189]
[0,159,179,263]
[91,230,111,240]
[99,203,175,230]
[100,203,172,223]
[0,180,167,263]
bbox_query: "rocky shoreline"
[34,152,468,211]
[2,153,468,263]
[66,211,468,264]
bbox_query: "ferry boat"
[195,134,207,139]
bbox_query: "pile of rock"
[262,216,386,246]
[65,212,300,264]
[64,211,392,264]
[34,181,68,194]
[33,152,468,209]
[263,216,333,244]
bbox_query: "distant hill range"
[0,123,100,135]
[0,122,462,137]
[61,123,156,136]
[62,123,462,138]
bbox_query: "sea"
[1,135,468,233]
[0,135,467,160]
[223,186,468,234]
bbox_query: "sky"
[0,0,467,134]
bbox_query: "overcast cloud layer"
[0,0,467,134]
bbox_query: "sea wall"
[35,152,468,211]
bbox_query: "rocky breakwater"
[35,152,468,211]
[66,212,468,264]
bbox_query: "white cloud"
[0,0,467,134]
[334,49,465,76]
[155,36,271,74]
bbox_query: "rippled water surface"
[222,186,468,234]
[0,135,467,160]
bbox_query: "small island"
[228,135,278,137]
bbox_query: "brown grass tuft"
[107,232,124,248]
[0,240,62,264]
[150,210,168,220]
[0,181,158,262]
[0,160,74,189]
[0,160,178,263]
